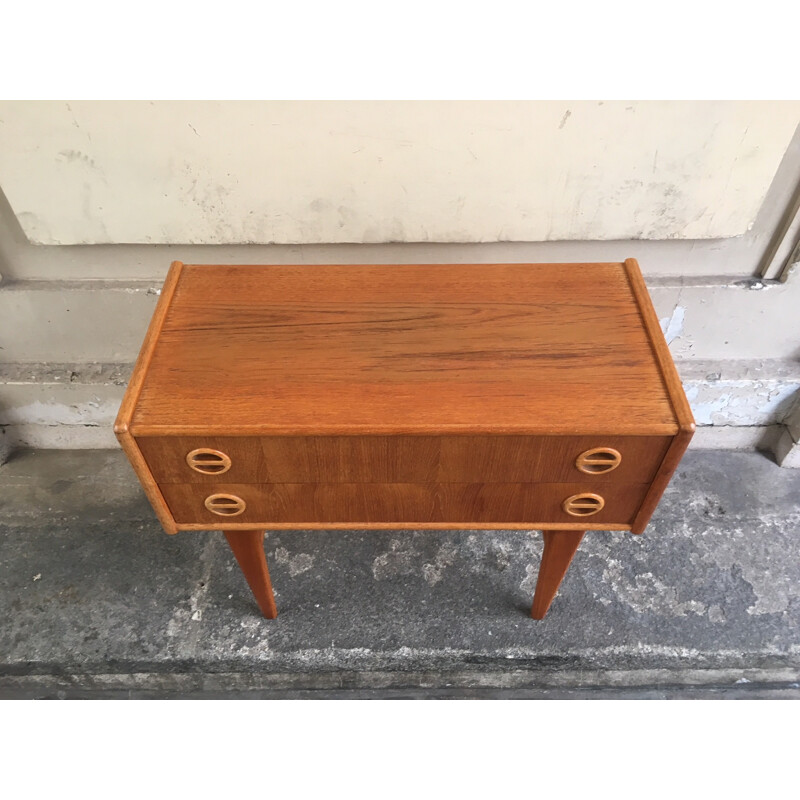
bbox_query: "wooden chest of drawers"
[115,260,694,619]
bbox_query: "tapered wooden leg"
[530,530,585,619]
[224,530,278,619]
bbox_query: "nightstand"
[115,259,694,619]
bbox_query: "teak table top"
[119,260,692,438]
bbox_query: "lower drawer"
[160,482,650,526]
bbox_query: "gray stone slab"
[1,449,799,697]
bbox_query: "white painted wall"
[0,101,798,245]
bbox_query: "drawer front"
[160,482,650,526]
[140,435,671,485]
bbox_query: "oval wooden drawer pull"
[563,493,605,517]
[204,493,246,516]
[186,448,232,475]
[575,447,621,474]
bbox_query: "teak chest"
[116,259,694,619]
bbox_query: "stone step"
[0,363,127,449]
[1,360,798,456]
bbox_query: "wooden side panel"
[631,428,694,534]
[160,481,650,526]
[114,261,185,534]
[115,261,185,434]
[623,257,696,433]
[117,430,178,534]
[137,434,671,485]
[623,258,695,534]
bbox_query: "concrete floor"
[1,448,799,698]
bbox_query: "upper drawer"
[137,434,671,485]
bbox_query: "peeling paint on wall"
[683,381,800,426]
[660,305,686,344]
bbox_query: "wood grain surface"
[138,434,671,485]
[622,257,695,532]
[129,263,680,436]
[160,481,649,526]
[631,427,695,534]
[530,530,586,619]
[623,258,695,434]
[224,530,278,618]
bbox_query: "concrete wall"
[1,101,798,245]
[1,101,799,463]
